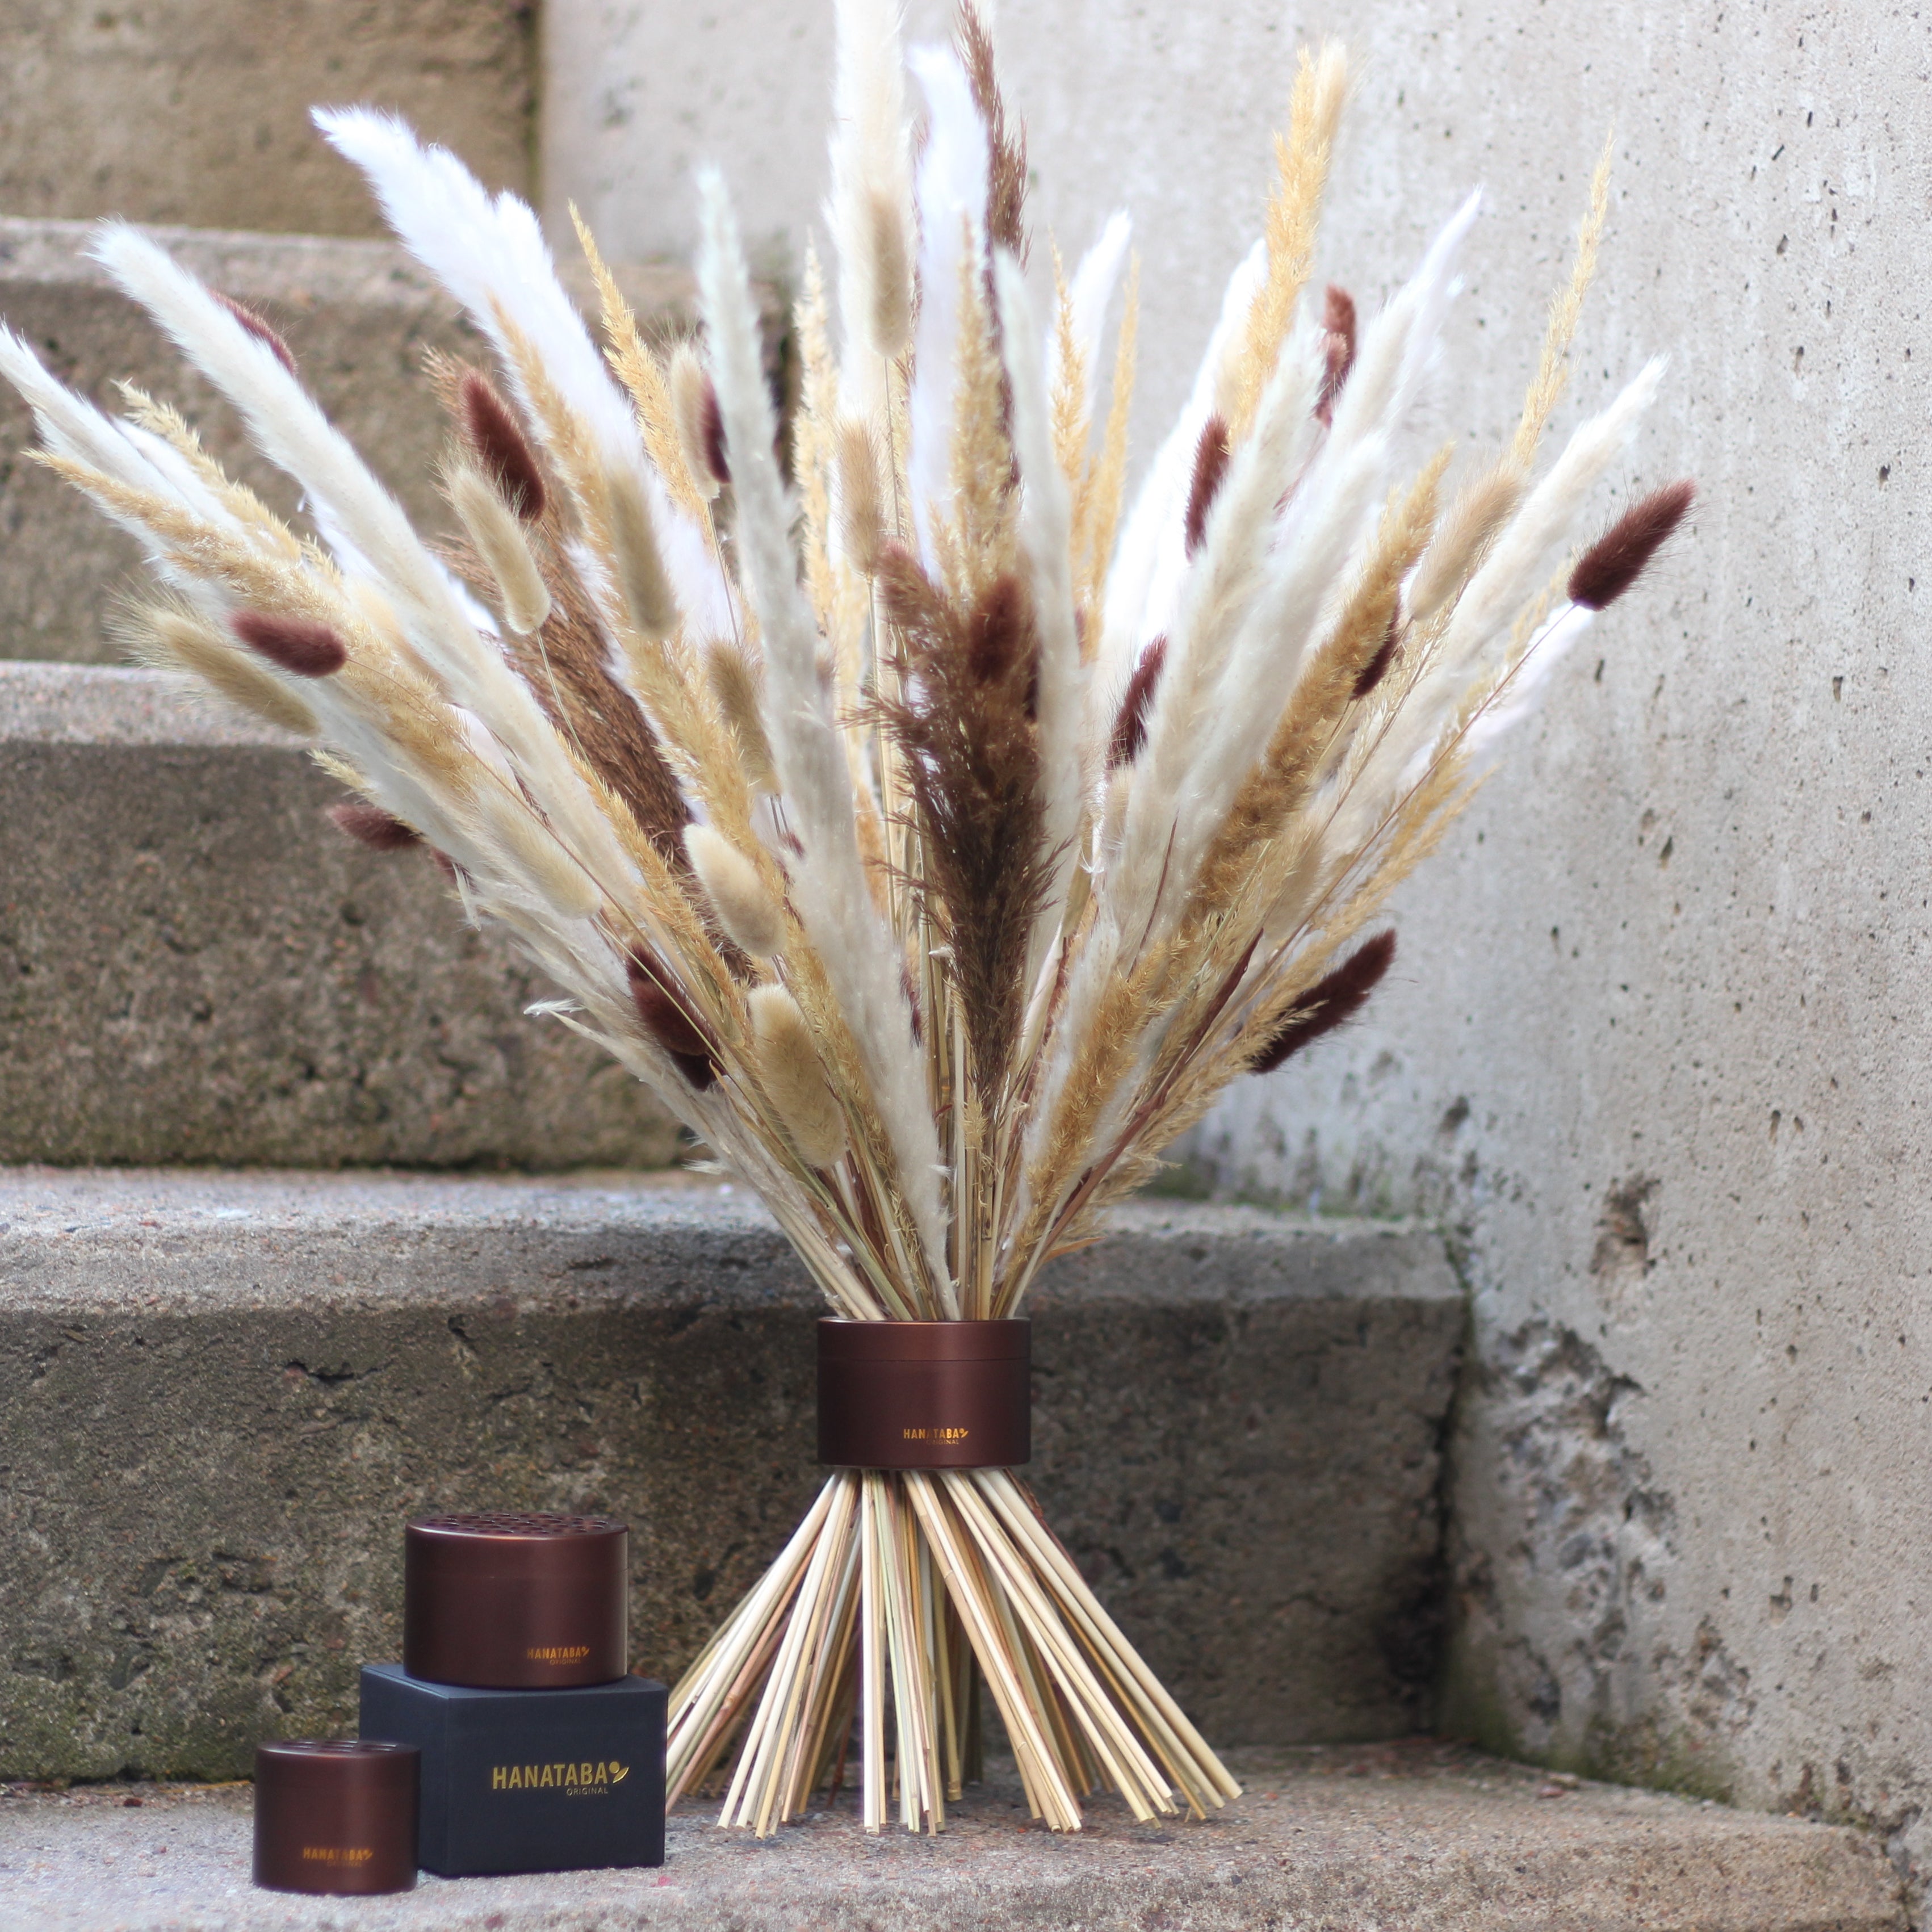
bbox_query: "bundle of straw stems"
[0,0,1691,1836]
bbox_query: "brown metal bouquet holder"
[817,1319,1030,1470]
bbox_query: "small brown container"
[817,1319,1030,1469]
[252,1740,418,1895]
[404,1512,628,1689]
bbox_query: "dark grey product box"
[359,1663,666,1876]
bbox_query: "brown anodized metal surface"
[816,1319,1031,1469]
[403,1513,628,1689]
[252,1740,418,1895]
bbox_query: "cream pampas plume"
[4,0,1684,1844]
[685,821,786,958]
[448,462,552,634]
[750,983,848,1167]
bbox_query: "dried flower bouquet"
[0,1,1689,1838]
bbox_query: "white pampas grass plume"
[905,45,989,567]
[685,821,786,958]
[828,0,915,410]
[697,164,953,1306]
[669,341,728,500]
[449,462,551,634]
[992,250,1086,984]
[750,983,849,1168]
[1050,209,1132,437]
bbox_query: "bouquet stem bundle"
[0,0,1689,1835]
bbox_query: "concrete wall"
[544,0,1932,1882]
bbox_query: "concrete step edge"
[0,1745,1906,1932]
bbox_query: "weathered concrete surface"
[0,664,681,1168]
[0,3,533,240]
[0,220,690,664]
[0,1744,1905,1932]
[548,0,1932,1900]
[0,1172,1459,1780]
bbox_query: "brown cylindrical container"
[403,1512,627,1689]
[817,1319,1030,1469]
[253,1740,418,1895]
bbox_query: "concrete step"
[0,2,533,241]
[0,218,692,664]
[0,662,679,1167]
[0,1172,1461,1783]
[0,1745,1905,1931]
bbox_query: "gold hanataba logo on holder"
[491,1760,630,1795]
[525,1645,592,1664]
[900,1426,969,1442]
[300,1846,375,1864]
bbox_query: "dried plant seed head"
[706,642,777,790]
[606,466,680,638]
[1317,283,1357,424]
[1409,464,1525,621]
[231,610,348,678]
[835,417,886,574]
[327,801,421,850]
[123,604,320,737]
[1109,634,1168,768]
[669,342,728,498]
[1569,479,1696,610]
[1352,605,1401,701]
[625,950,715,1087]
[749,983,848,1168]
[685,822,786,958]
[865,188,914,358]
[460,371,546,520]
[968,572,1029,685]
[215,293,297,375]
[448,462,552,635]
[1184,416,1232,558]
[1250,931,1397,1073]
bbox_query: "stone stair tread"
[0,1162,1452,1311]
[0,218,692,665]
[0,1178,1459,1778]
[0,1744,1904,1931]
[0,663,683,1168]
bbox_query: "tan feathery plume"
[120,601,319,737]
[570,206,712,527]
[1222,40,1348,441]
[1510,126,1614,469]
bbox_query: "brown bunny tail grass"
[327,801,421,850]
[1249,931,1395,1072]
[1569,479,1696,609]
[460,370,547,521]
[1184,416,1232,557]
[1109,633,1168,768]
[215,294,297,375]
[231,611,347,677]
[626,952,718,1088]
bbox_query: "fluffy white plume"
[696,166,953,1307]
[312,109,727,639]
[828,0,915,417]
[904,45,989,568]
